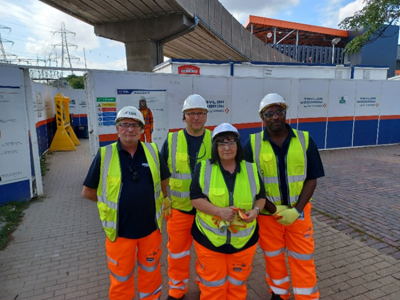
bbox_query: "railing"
[270,44,345,64]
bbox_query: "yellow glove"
[272,205,288,216]
[275,207,300,226]
[163,196,172,219]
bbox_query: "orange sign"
[178,65,200,75]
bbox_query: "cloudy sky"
[0,0,365,71]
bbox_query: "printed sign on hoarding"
[178,65,200,75]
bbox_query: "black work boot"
[270,292,284,300]
[166,295,185,300]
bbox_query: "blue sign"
[102,117,116,122]
[101,112,117,117]
[103,121,115,126]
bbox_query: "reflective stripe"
[100,145,113,197]
[168,249,190,259]
[169,285,186,290]
[270,286,290,295]
[107,255,117,266]
[170,190,191,198]
[266,273,290,285]
[198,216,223,235]
[171,132,178,172]
[228,276,246,286]
[288,250,314,260]
[97,195,118,209]
[156,207,163,220]
[244,161,257,205]
[263,176,280,184]
[198,215,254,238]
[263,247,286,257]
[110,266,135,282]
[137,260,159,272]
[171,173,192,180]
[139,283,162,299]
[254,132,261,173]
[230,224,255,238]
[293,284,318,295]
[288,175,307,183]
[203,160,212,196]
[101,220,117,230]
[143,143,161,201]
[197,275,227,287]
[170,278,189,285]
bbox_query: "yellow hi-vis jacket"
[250,129,309,215]
[97,142,164,242]
[195,160,260,249]
[167,129,212,212]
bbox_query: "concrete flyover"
[39,0,294,71]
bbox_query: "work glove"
[272,205,288,216]
[212,216,230,233]
[163,196,172,219]
[274,207,300,226]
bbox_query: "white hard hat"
[259,93,289,117]
[182,94,208,112]
[115,106,145,126]
[212,123,240,141]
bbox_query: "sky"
[0,0,366,72]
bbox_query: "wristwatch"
[254,207,260,216]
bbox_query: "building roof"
[245,15,348,47]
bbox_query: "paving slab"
[1,140,399,300]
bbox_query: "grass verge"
[0,201,31,250]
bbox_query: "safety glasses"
[129,165,140,182]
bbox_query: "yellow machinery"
[49,93,80,151]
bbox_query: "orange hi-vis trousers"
[105,230,162,300]
[194,241,257,300]
[140,128,152,142]
[258,202,319,300]
[166,209,195,298]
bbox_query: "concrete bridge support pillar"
[95,15,194,72]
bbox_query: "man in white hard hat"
[160,94,212,300]
[82,106,171,300]
[243,94,325,300]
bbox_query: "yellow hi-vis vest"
[250,129,309,215]
[167,129,212,211]
[195,160,260,249]
[97,142,164,242]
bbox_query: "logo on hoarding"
[178,65,200,75]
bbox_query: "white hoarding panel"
[0,65,32,204]
[355,81,381,116]
[378,81,400,144]
[192,76,231,126]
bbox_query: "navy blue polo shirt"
[243,124,325,206]
[190,161,266,254]
[83,139,171,239]
[161,129,211,215]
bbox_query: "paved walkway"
[1,140,400,300]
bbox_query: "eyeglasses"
[217,140,237,149]
[263,110,286,118]
[185,112,207,118]
[129,165,140,182]
[118,123,142,129]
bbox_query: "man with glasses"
[243,93,324,300]
[82,106,171,300]
[161,94,212,300]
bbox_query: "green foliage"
[65,74,85,89]
[339,0,400,54]
[0,201,31,250]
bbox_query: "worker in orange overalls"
[139,97,153,142]
[190,123,278,300]
[243,93,325,300]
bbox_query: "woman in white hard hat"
[190,123,277,300]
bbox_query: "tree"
[65,74,85,89]
[339,0,400,54]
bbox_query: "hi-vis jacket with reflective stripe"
[196,160,260,249]
[167,129,212,212]
[250,129,309,215]
[97,142,164,242]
